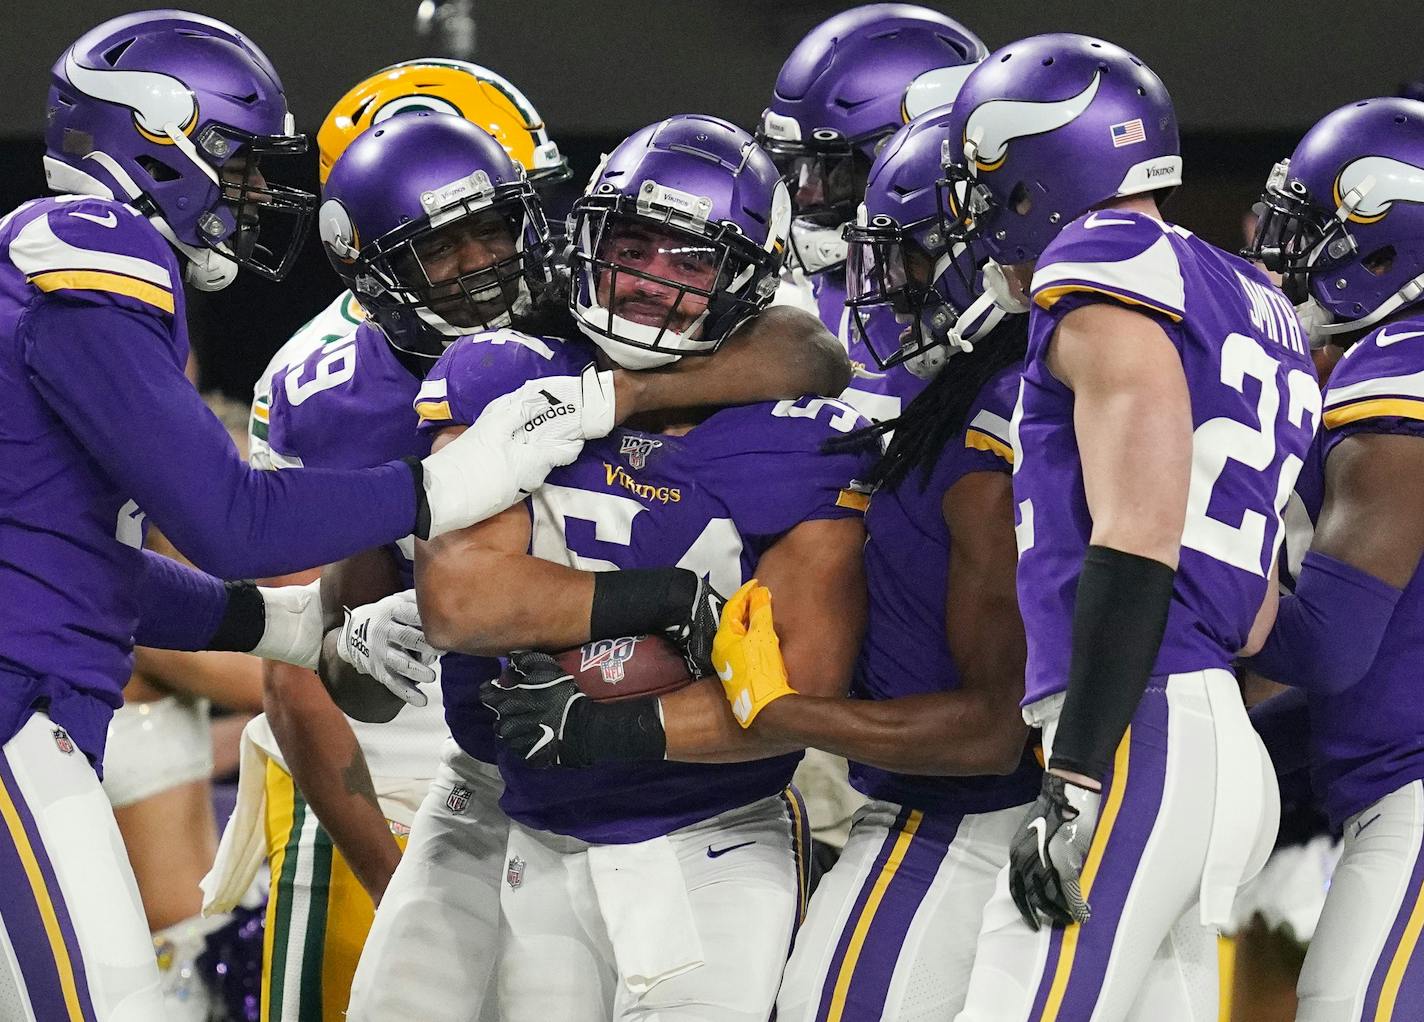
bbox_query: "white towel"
[587,836,705,996]
[200,717,274,915]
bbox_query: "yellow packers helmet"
[316,58,570,186]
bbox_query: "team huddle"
[2,3,1422,1020]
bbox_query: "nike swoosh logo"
[70,210,117,228]
[1355,812,1383,837]
[1028,817,1049,865]
[526,724,556,760]
[716,662,734,683]
[1377,328,1424,347]
[1083,212,1136,230]
[706,841,755,858]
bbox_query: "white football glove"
[334,590,441,707]
[416,365,616,539]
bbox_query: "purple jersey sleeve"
[1321,318,1424,454]
[698,397,877,541]
[956,364,1020,481]
[11,198,183,326]
[132,550,228,650]
[20,300,418,579]
[1030,210,1187,338]
[416,329,592,431]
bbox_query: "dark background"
[2,1,1417,399]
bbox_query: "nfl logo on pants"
[446,785,471,814]
[507,855,525,890]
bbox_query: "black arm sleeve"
[1049,545,1176,782]
[589,567,699,640]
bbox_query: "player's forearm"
[662,678,807,762]
[750,690,1029,776]
[416,551,594,654]
[623,307,851,413]
[263,663,401,903]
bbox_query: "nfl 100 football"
[552,634,693,702]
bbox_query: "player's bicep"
[1051,302,1193,567]
[752,516,866,698]
[1313,431,1424,590]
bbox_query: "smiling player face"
[397,209,521,328]
[595,220,719,335]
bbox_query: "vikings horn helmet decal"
[1334,155,1424,222]
[962,72,1102,172]
[62,50,200,142]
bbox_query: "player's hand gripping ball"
[712,580,796,727]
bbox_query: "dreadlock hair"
[831,314,1030,493]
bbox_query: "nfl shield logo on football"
[619,435,662,470]
[507,855,526,889]
[52,727,74,755]
[580,636,641,683]
[445,785,471,814]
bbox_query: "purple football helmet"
[941,34,1181,265]
[757,4,986,273]
[568,115,790,369]
[844,105,1006,379]
[318,112,553,358]
[45,10,315,290]
[1244,98,1424,339]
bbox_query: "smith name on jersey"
[418,328,877,844]
[1013,210,1320,706]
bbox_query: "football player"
[759,2,985,422]
[0,12,586,1017]
[234,108,852,1021]
[250,57,572,405]
[935,35,1315,1020]
[240,60,572,1022]
[1240,97,1424,1020]
[712,106,1038,1021]
[412,115,875,1020]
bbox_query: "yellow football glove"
[713,579,795,728]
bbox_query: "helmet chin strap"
[79,149,238,292]
[1308,269,1424,342]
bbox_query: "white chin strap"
[1305,270,1424,343]
[572,290,715,370]
[982,259,1030,314]
[58,149,238,292]
[790,220,849,275]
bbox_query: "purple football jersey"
[1015,210,1320,706]
[264,321,502,762]
[1303,316,1424,825]
[424,332,877,843]
[850,364,1041,814]
[0,196,188,763]
[417,329,598,758]
[812,270,930,423]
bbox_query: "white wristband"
[250,578,324,669]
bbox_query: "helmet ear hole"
[136,155,180,182]
[1010,182,1033,216]
[1363,245,1397,277]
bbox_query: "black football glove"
[666,575,726,679]
[480,651,587,768]
[1008,773,1101,931]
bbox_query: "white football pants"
[498,788,810,1021]
[778,796,1028,1022]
